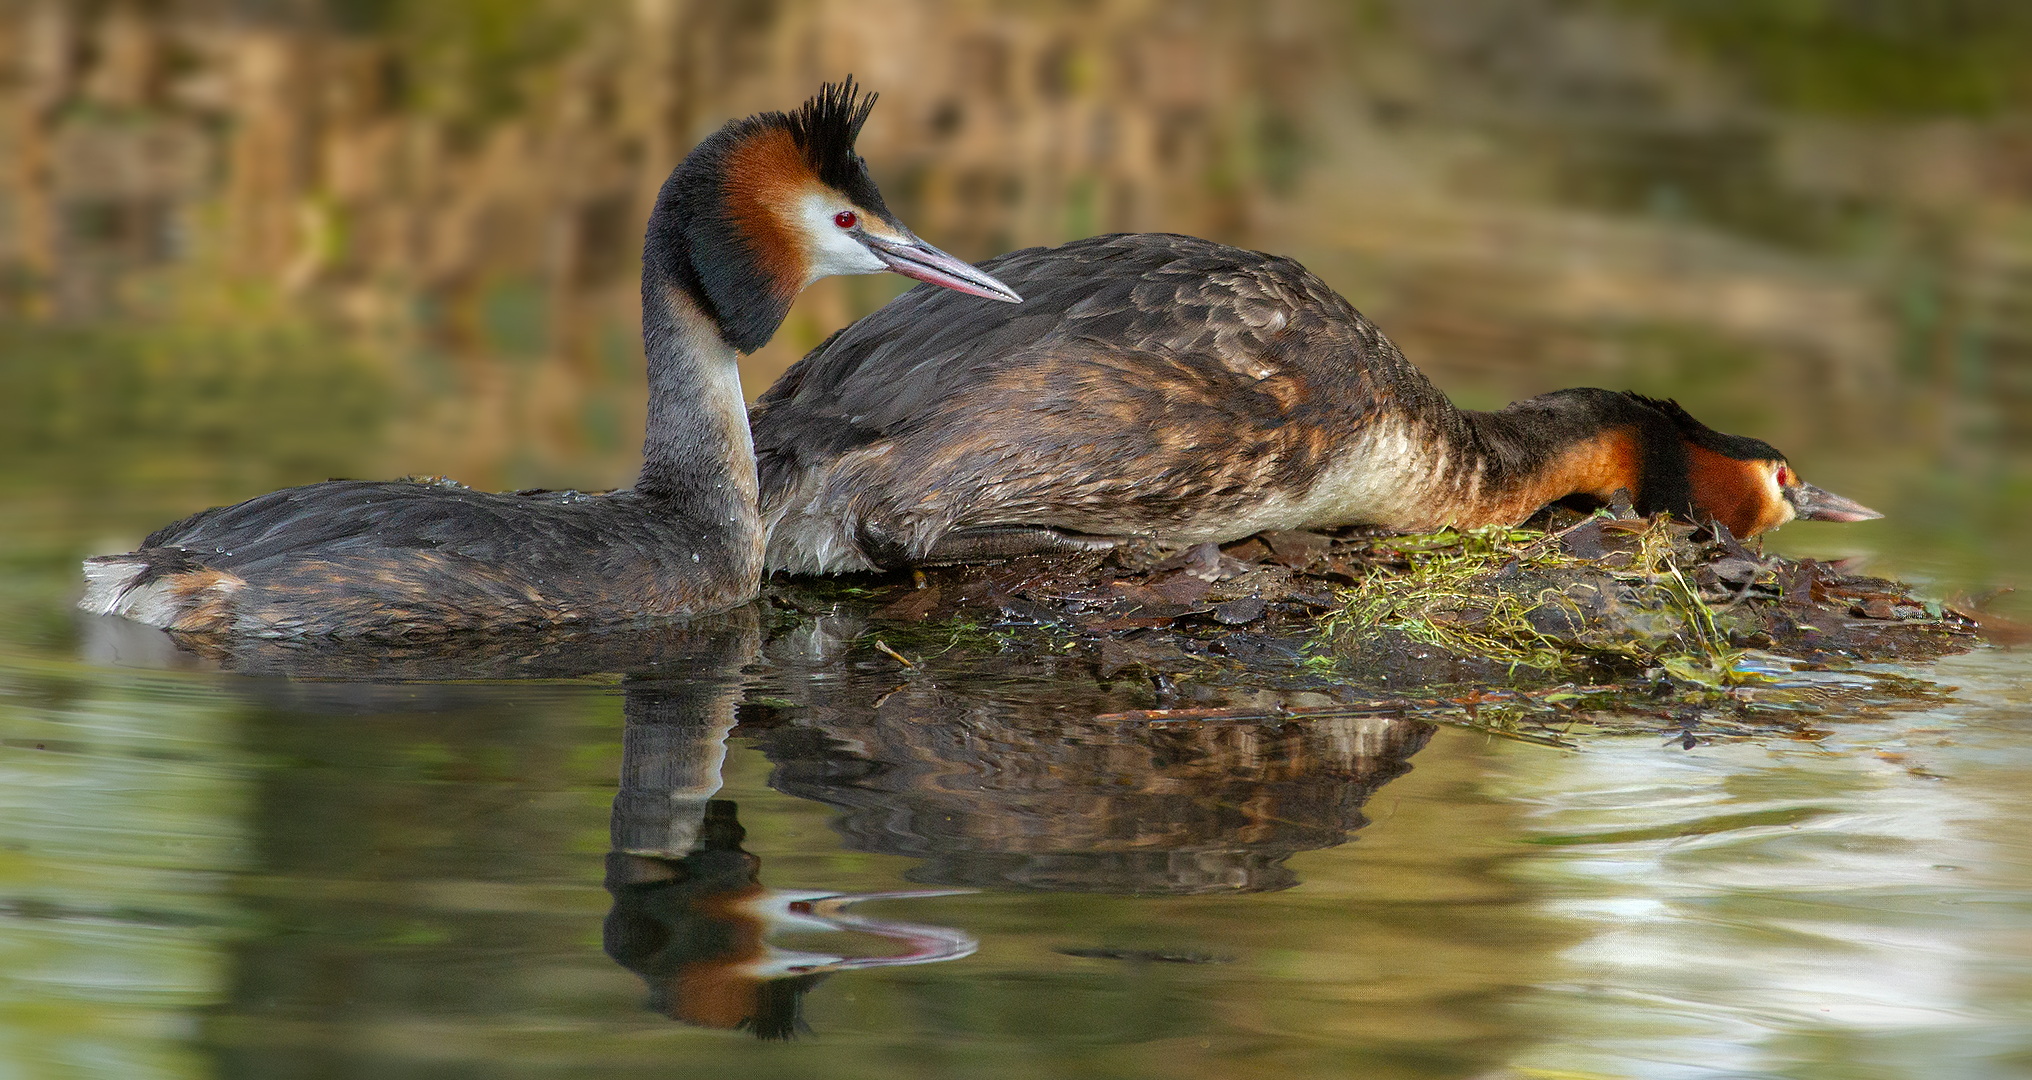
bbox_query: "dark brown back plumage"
[755,234,1466,571]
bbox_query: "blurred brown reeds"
[4,0,2031,502]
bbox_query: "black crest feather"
[785,78,879,194]
[737,77,892,224]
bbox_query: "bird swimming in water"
[752,233,1878,575]
[80,81,1021,639]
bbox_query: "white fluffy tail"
[79,557,150,617]
[79,553,243,632]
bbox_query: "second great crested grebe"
[79,81,1020,638]
[753,233,1878,574]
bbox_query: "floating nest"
[768,512,1990,747]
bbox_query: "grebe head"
[1627,393,1882,538]
[648,78,1020,353]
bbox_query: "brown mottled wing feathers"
[753,233,1445,547]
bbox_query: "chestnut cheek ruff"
[667,124,816,354]
[1685,445,1778,537]
[717,130,812,330]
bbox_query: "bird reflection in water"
[80,605,1439,1033]
[82,610,980,1039]
[747,621,1437,896]
[603,675,977,1038]
[750,708,1434,895]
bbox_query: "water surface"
[2,515,2028,1078]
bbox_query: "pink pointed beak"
[861,233,1022,303]
[1786,481,1883,523]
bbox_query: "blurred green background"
[2,0,2028,613]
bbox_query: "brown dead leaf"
[872,586,951,622]
[1220,537,1271,563]
[1259,530,1332,569]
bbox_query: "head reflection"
[604,802,825,1038]
[606,681,975,1039]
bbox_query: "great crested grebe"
[752,233,1877,574]
[80,81,1021,638]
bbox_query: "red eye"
[1775,465,1792,486]
[833,210,857,229]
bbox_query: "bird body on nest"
[85,481,745,638]
[81,81,1020,639]
[753,233,1876,575]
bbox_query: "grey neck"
[635,271,764,582]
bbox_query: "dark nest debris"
[765,511,1986,747]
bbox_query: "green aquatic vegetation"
[1319,525,1574,672]
[1319,518,1747,680]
